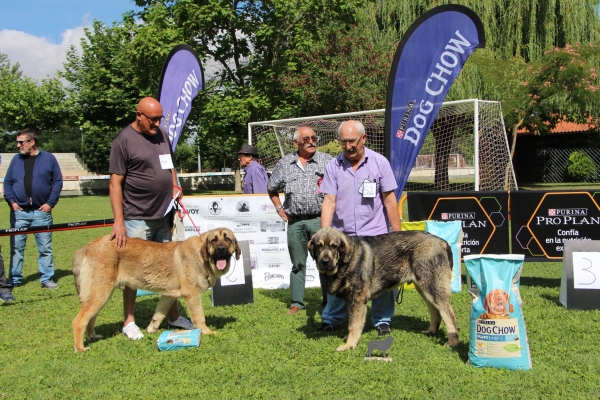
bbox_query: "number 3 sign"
[560,240,600,310]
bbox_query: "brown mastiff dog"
[72,228,240,352]
[308,227,459,351]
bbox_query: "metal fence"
[514,146,600,183]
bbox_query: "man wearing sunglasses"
[268,126,332,315]
[109,97,193,341]
[4,128,63,290]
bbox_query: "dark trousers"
[287,216,327,309]
[0,252,12,293]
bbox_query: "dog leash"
[395,285,405,305]
[175,198,202,236]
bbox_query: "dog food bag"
[425,220,463,293]
[464,254,531,370]
[157,329,202,352]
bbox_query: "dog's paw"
[444,334,459,347]
[74,346,90,353]
[422,329,437,336]
[202,329,216,335]
[336,344,355,352]
[88,334,103,341]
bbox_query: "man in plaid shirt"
[268,127,332,315]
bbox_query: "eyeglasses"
[139,111,164,124]
[298,136,318,143]
[338,136,363,146]
[16,140,31,145]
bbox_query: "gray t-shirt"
[109,125,174,220]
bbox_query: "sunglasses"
[139,111,164,124]
[16,140,32,145]
[298,136,318,143]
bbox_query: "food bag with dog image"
[157,329,202,352]
[465,254,531,370]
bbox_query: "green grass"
[1,196,600,398]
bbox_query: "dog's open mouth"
[216,258,228,270]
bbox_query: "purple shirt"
[321,147,398,236]
[243,160,269,194]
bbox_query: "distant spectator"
[237,144,268,194]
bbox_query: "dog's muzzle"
[214,245,231,270]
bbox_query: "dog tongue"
[216,259,227,270]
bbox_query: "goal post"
[248,99,518,192]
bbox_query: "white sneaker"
[123,322,144,340]
[168,316,194,330]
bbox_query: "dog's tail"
[445,241,453,271]
[72,247,86,298]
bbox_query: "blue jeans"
[321,291,395,328]
[124,217,172,242]
[10,209,55,285]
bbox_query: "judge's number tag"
[362,179,376,198]
[159,154,174,170]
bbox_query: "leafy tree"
[0,54,68,138]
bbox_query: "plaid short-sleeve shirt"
[267,151,332,216]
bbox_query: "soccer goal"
[248,99,518,192]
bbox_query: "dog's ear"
[483,292,490,311]
[507,292,514,313]
[235,238,242,260]
[341,235,352,264]
[200,233,210,260]
[307,235,316,260]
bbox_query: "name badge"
[361,179,376,198]
[159,154,174,170]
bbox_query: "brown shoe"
[287,306,302,315]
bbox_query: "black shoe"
[316,322,339,332]
[376,323,392,337]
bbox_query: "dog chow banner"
[157,44,204,151]
[385,4,485,197]
[407,191,509,257]
[181,195,322,290]
[511,190,600,261]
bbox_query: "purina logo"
[208,201,222,215]
[396,100,415,139]
[441,212,476,220]
[548,208,587,216]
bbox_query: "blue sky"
[0,0,141,80]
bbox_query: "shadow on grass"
[541,293,563,307]
[19,268,73,286]
[520,276,561,288]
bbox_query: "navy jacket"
[3,151,63,208]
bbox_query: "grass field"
[1,195,599,399]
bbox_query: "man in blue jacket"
[3,128,63,289]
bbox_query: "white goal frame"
[248,99,518,192]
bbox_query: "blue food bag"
[425,220,463,293]
[157,329,202,352]
[465,254,531,370]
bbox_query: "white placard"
[573,252,600,289]
[220,253,246,287]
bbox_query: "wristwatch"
[276,206,284,212]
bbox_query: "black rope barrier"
[0,219,114,237]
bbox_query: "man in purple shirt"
[237,144,268,194]
[317,120,401,336]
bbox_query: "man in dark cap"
[237,143,269,194]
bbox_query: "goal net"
[248,99,518,192]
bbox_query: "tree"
[0,53,69,151]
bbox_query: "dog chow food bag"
[157,329,202,352]
[425,220,463,293]
[465,254,531,370]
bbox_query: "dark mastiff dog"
[308,227,459,351]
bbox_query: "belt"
[19,205,39,211]
[289,214,320,221]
